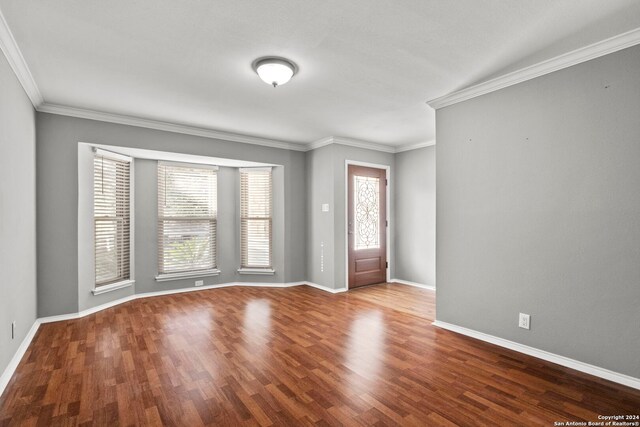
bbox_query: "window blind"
[240,168,273,269]
[94,153,131,286]
[158,163,217,274]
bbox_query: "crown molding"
[428,26,640,110]
[308,136,404,153]
[332,136,397,153]
[37,103,308,151]
[2,4,424,156]
[39,103,429,154]
[307,136,334,151]
[394,140,436,153]
[0,7,44,106]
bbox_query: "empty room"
[1,1,640,425]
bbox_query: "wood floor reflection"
[1,283,638,426]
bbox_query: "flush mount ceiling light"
[252,57,298,87]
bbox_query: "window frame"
[238,167,274,273]
[156,161,220,281]
[92,148,134,292]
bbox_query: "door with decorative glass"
[348,165,387,288]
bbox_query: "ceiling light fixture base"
[252,56,298,87]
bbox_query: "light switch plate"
[321,203,330,212]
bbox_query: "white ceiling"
[2,0,640,147]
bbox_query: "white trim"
[0,320,40,397]
[37,103,430,155]
[39,106,417,154]
[432,320,640,391]
[391,278,435,291]
[0,7,44,107]
[239,167,273,173]
[345,160,392,289]
[428,27,640,109]
[308,136,398,153]
[4,0,636,154]
[303,282,349,294]
[158,160,219,171]
[94,147,132,163]
[344,160,393,170]
[137,282,297,299]
[87,152,136,296]
[155,269,221,282]
[333,137,396,153]
[307,136,334,151]
[394,140,436,153]
[129,160,136,282]
[37,312,82,324]
[237,268,276,275]
[37,103,308,152]
[90,143,276,168]
[7,288,636,400]
[91,279,134,295]
[40,295,139,323]
[34,102,424,156]
[38,281,340,324]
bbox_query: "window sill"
[155,269,221,282]
[237,268,275,275]
[92,279,135,295]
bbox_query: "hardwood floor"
[1,283,638,426]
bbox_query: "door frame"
[345,160,391,289]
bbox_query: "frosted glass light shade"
[253,57,297,87]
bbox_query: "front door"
[348,165,387,288]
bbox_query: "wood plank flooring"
[1,283,638,426]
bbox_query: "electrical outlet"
[195,280,204,287]
[518,313,531,330]
[11,321,16,339]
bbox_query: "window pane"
[241,218,272,267]
[158,164,217,274]
[95,218,120,283]
[94,155,130,286]
[354,175,380,250]
[240,169,273,268]
[159,219,216,273]
[162,168,217,217]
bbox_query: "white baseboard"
[304,282,348,294]
[0,320,41,397]
[391,278,435,291]
[5,281,347,396]
[432,320,640,391]
[3,281,346,396]
[38,281,342,324]
[39,294,138,323]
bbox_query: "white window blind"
[158,163,217,274]
[94,153,131,287]
[240,168,273,269]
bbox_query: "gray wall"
[394,146,436,286]
[36,113,306,317]
[306,144,395,289]
[0,52,37,376]
[306,145,335,288]
[436,45,640,377]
